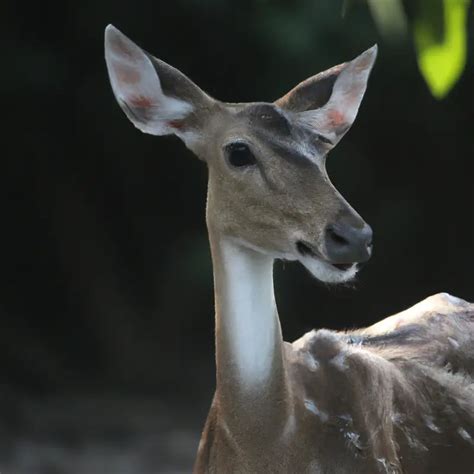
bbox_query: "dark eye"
[225,142,257,168]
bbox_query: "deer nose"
[325,221,373,264]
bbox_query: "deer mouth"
[296,241,355,273]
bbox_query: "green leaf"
[413,0,470,99]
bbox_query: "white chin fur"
[298,255,358,283]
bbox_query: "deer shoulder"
[290,293,474,472]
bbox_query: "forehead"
[227,102,323,169]
[236,103,293,136]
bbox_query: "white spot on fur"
[330,351,348,371]
[344,431,364,451]
[457,427,473,443]
[424,416,442,433]
[391,412,403,424]
[303,352,320,371]
[304,399,329,422]
[376,458,398,473]
[404,429,428,451]
[447,337,460,349]
[338,413,353,425]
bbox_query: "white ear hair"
[104,25,194,136]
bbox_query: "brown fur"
[196,294,474,473]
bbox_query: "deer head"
[105,25,376,284]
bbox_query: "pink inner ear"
[327,109,346,127]
[168,119,184,129]
[129,95,154,108]
[114,64,141,85]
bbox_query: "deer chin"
[298,254,358,283]
[229,240,356,284]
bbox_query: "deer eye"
[225,142,257,168]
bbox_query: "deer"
[104,25,474,473]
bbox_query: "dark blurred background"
[2,0,473,472]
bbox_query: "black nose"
[325,221,373,264]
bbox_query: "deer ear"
[275,46,377,146]
[104,24,213,147]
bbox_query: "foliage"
[366,0,471,99]
[413,0,470,99]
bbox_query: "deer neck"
[208,226,290,424]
